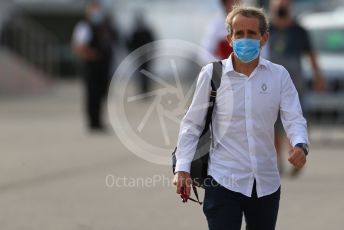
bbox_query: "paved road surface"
[1,80,343,230]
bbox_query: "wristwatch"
[295,143,309,156]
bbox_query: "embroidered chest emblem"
[261,83,267,92]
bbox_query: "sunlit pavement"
[0,80,343,230]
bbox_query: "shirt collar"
[224,53,269,74]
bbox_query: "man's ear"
[226,34,233,47]
[260,32,269,47]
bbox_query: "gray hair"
[225,5,269,36]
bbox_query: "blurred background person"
[200,0,240,62]
[72,0,117,132]
[261,0,325,176]
[126,11,155,95]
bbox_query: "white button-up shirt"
[175,55,309,198]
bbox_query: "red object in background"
[214,39,233,59]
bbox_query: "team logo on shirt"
[260,83,269,94]
[261,83,267,92]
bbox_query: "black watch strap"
[295,143,309,156]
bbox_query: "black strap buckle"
[210,90,217,98]
[180,184,203,205]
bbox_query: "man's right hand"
[173,171,192,196]
[73,45,99,61]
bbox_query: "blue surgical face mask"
[233,38,260,63]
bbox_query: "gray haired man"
[173,5,308,230]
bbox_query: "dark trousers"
[203,177,280,230]
[84,64,109,129]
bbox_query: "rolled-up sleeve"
[280,69,309,147]
[175,65,212,172]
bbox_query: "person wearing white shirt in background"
[72,0,116,132]
[200,0,239,63]
[173,5,309,230]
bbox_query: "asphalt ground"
[1,80,343,230]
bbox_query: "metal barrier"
[0,13,59,77]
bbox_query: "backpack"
[172,61,222,204]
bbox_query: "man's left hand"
[288,147,307,169]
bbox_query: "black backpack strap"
[187,61,222,205]
[191,184,202,204]
[200,61,223,137]
[211,61,222,91]
[172,61,223,175]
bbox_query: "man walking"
[262,0,324,176]
[174,5,309,230]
